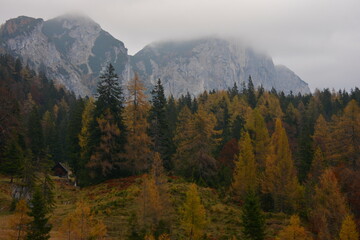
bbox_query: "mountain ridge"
[0,14,310,97]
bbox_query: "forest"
[0,54,360,239]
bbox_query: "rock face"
[0,14,129,96]
[131,38,310,97]
[0,15,310,97]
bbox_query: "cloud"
[0,0,359,90]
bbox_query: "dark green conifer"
[26,187,52,240]
[241,190,266,240]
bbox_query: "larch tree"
[231,131,258,201]
[61,200,107,240]
[310,168,349,240]
[307,147,326,186]
[246,108,270,170]
[276,215,313,240]
[180,184,207,240]
[138,174,163,230]
[262,118,301,212]
[339,215,359,240]
[123,73,153,173]
[9,199,30,240]
[312,115,331,157]
[329,100,360,169]
[174,107,221,182]
[78,97,95,185]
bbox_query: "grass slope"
[0,175,288,240]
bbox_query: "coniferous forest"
[1,54,360,239]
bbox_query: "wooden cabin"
[52,162,69,178]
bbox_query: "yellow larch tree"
[61,200,107,240]
[78,97,95,161]
[123,73,153,173]
[262,118,301,212]
[276,215,313,240]
[9,199,31,240]
[246,108,270,170]
[310,168,349,240]
[138,174,163,230]
[339,215,359,240]
[328,100,360,169]
[174,106,221,181]
[181,183,207,240]
[231,131,258,201]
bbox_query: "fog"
[1,0,359,91]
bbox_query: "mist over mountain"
[0,14,310,97]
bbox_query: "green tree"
[149,79,172,167]
[26,187,52,240]
[1,138,23,183]
[241,190,265,240]
[247,76,257,109]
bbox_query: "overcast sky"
[1,0,359,91]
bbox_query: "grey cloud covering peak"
[1,0,359,91]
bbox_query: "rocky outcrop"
[0,14,129,96]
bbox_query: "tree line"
[1,54,360,239]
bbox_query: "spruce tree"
[149,79,171,167]
[241,190,265,240]
[247,76,257,109]
[26,187,52,240]
[94,63,126,150]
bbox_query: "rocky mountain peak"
[0,16,43,38]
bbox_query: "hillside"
[0,174,289,240]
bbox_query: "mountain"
[0,15,310,97]
[131,38,310,97]
[0,14,130,96]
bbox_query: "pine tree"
[310,168,348,240]
[241,190,265,240]
[181,184,207,240]
[231,131,258,201]
[26,187,52,240]
[123,73,153,173]
[339,215,359,240]
[276,215,312,240]
[262,118,301,212]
